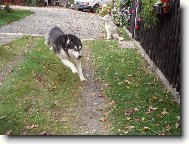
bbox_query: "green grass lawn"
[0,36,82,135]
[0,35,181,135]
[0,36,39,69]
[87,40,181,135]
[0,9,34,27]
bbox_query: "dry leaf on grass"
[126,126,135,130]
[147,105,157,113]
[161,109,169,115]
[0,116,6,120]
[143,126,149,131]
[99,117,106,122]
[125,108,138,116]
[26,124,39,129]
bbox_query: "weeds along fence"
[127,0,180,95]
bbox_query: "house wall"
[48,0,67,7]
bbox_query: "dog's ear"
[66,38,71,45]
[63,35,71,48]
[61,35,68,49]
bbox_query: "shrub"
[26,0,43,6]
[11,0,43,6]
[139,0,159,28]
[98,3,112,16]
[4,4,12,13]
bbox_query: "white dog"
[45,26,86,82]
[101,15,124,41]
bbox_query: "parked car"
[74,0,112,12]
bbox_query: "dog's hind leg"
[56,53,78,74]
[112,34,124,41]
[74,59,86,82]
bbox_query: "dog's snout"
[78,55,82,59]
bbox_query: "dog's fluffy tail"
[112,34,124,41]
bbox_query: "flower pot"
[163,6,170,14]
[135,24,140,30]
[3,0,9,4]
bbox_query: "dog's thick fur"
[45,26,86,81]
[101,15,124,41]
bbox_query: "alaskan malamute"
[45,26,86,81]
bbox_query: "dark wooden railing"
[128,0,180,94]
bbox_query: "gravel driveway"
[0,6,103,39]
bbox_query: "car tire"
[91,4,99,13]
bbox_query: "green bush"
[4,4,12,13]
[139,0,158,28]
[98,4,112,16]
[25,0,43,6]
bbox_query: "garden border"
[124,27,180,103]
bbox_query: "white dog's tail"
[112,34,124,41]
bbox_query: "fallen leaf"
[0,116,6,120]
[99,117,106,122]
[61,118,67,122]
[165,125,171,131]
[126,117,131,120]
[26,124,39,129]
[134,108,139,112]
[152,96,157,100]
[147,105,157,113]
[99,93,103,97]
[40,131,47,135]
[143,126,149,131]
[118,82,124,85]
[103,125,108,129]
[135,118,141,123]
[175,123,180,129]
[161,109,169,115]
[124,80,131,85]
[123,131,129,134]
[110,100,115,105]
[126,126,135,130]
[96,108,103,111]
[125,108,138,116]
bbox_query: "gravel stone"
[0,6,104,39]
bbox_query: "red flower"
[161,0,170,2]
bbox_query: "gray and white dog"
[101,15,124,41]
[45,26,86,81]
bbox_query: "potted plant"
[161,0,171,14]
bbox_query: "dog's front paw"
[71,68,78,74]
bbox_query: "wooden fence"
[128,0,180,94]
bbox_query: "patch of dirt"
[71,42,111,135]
